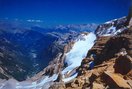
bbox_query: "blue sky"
[0,0,131,26]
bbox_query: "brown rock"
[71,79,79,88]
[103,71,131,89]
[127,80,132,88]
[126,70,132,79]
[89,72,99,83]
[49,82,66,89]
[91,82,105,89]
[70,77,85,88]
[129,18,132,27]
[82,58,89,64]
[114,55,132,75]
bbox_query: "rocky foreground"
[62,28,132,89]
[48,10,132,89]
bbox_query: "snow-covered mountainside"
[95,17,128,36]
[0,8,132,89]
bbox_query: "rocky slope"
[0,7,131,89]
[47,9,132,89]
[64,25,132,89]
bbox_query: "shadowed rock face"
[0,29,60,81]
[125,5,132,27]
[114,55,132,75]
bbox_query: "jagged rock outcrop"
[49,82,66,89]
[77,57,94,76]
[114,52,132,75]
[103,71,131,89]
[65,48,132,89]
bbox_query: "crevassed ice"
[62,73,78,83]
[61,32,96,82]
[62,32,96,74]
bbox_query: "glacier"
[62,32,96,74]
[0,32,96,89]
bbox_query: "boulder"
[49,82,65,89]
[114,55,132,75]
[71,77,85,88]
[103,71,131,89]
[91,82,105,89]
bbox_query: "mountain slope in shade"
[0,21,97,81]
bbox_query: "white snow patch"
[62,73,78,83]
[102,26,127,36]
[102,26,116,36]
[62,32,96,74]
[105,19,117,24]
[15,74,58,89]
